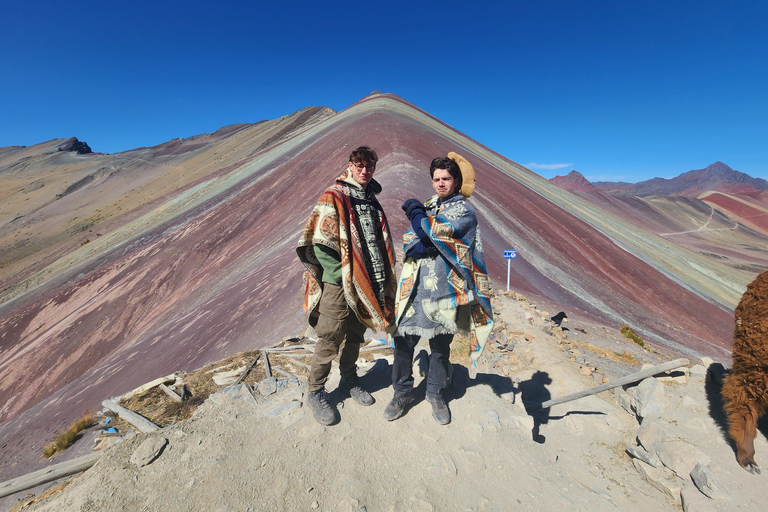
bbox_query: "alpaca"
[722,270,768,474]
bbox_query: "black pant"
[392,333,453,398]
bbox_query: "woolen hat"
[447,151,475,197]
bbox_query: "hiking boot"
[426,394,451,425]
[383,394,413,421]
[306,390,336,426]
[340,376,374,406]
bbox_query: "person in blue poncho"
[385,153,493,425]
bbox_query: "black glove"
[401,198,425,220]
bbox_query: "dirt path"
[8,294,767,512]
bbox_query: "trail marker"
[504,249,517,292]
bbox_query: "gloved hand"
[401,198,425,220]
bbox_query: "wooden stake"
[525,358,689,412]
[234,353,261,385]
[263,352,272,378]
[159,383,182,402]
[101,400,159,433]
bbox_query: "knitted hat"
[448,151,475,197]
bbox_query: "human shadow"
[519,371,552,444]
[448,364,516,401]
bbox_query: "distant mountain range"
[551,162,768,197]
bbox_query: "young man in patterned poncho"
[385,152,494,425]
[297,146,397,425]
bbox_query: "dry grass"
[9,481,72,512]
[118,350,264,427]
[43,412,96,458]
[568,339,641,366]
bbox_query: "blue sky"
[1,0,766,182]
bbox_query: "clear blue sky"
[1,1,766,182]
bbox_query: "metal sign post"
[503,249,517,292]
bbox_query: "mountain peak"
[550,170,599,192]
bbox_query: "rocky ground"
[5,292,767,512]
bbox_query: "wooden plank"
[159,383,182,402]
[102,400,160,433]
[234,353,261,385]
[525,358,689,412]
[281,356,311,370]
[273,367,294,378]
[263,345,316,353]
[0,451,102,499]
[121,374,177,400]
[263,352,272,378]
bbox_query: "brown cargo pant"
[308,283,367,393]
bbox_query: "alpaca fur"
[722,270,768,474]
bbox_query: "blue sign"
[504,250,517,259]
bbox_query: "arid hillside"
[1,93,765,487]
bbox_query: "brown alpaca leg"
[733,407,761,474]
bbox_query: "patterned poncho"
[392,193,494,364]
[297,169,397,331]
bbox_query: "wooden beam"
[158,383,182,402]
[0,452,102,499]
[121,374,176,400]
[101,400,159,433]
[281,356,311,370]
[262,345,315,353]
[525,358,689,412]
[263,352,272,378]
[273,367,294,378]
[234,353,261,385]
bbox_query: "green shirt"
[315,244,342,285]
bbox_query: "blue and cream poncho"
[391,193,493,365]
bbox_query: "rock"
[658,370,687,385]
[632,459,683,504]
[630,378,665,419]
[130,437,168,467]
[681,485,718,512]
[606,410,634,432]
[637,420,711,478]
[212,366,247,386]
[689,364,708,381]
[580,366,592,376]
[626,444,662,467]
[203,383,258,409]
[690,463,731,501]
[263,400,302,418]
[276,375,301,392]
[524,333,534,341]
[617,392,633,415]
[564,415,584,435]
[479,410,501,431]
[681,396,702,412]
[258,377,278,395]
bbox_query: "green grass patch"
[620,324,645,347]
